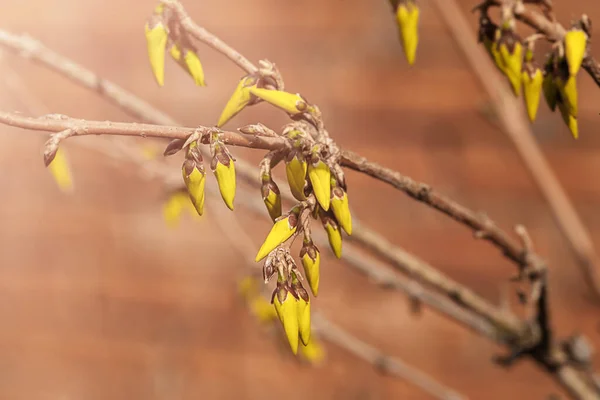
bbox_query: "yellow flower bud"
[273,288,299,354]
[217,76,257,127]
[47,147,73,193]
[321,213,342,259]
[558,97,578,139]
[330,180,352,235]
[261,176,282,222]
[182,143,206,216]
[285,150,308,201]
[555,75,578,118]
[169,45,206,86]
[255,208,300,262]
[308,149,331,211]
[211,147,236,210]
[522,68,543,122]
[296,294,311,346]
[395,1,419,65]
[564,29,587,77]
[300,241,321,297]
[248,87,310,115]
[497,32,523,96]
[144,22,168,86]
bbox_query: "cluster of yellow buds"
[262,248,312,354]
[237,274,325,363]
[144,4,205,87]
[389,0,420,65]
[477,6,591,139]
[541,21,590,139]
[179,132,238,216]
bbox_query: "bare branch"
[0,111,288,151]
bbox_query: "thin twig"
[0,112,287,151]
[429,0,600,300]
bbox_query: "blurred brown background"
[0,0,599,399]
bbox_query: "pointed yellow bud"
[558,99,578,139]
[321,213,342,259]
[498,38,523,96]
[47,148,73,192]
[522,68,543,122]
[542,71,557,112]
[273,289,299,354]
[211,148,236,210]
[308,150,331,211]
[300,241,321,297]
[556,75,578,118]
[182,163,206,216]
[144,22,168,86]
[182,143,206,216]
[285,150,308,201]
[183,50,206,86]
[396,2,419,65]
[296,295,311,346]
[248,87,310,115]
[169,45,206,86]
[255,209,300,262]
[217,76,257,127]
[330,182,352,235]
[565,29,587,76]
[299,337,325,364]
[261,176,282,222]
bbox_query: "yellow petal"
[285,153,308,201]
[323,218,342,259]
[331,187,352,235]
[213,161,236,210]
[217,77,255,127]
[558,100,578,139]
[301,244,321,297]
[169,44,182,62]
[249,87,309,115]
[262,179,282,222]
[565,30,587,76]
[308,158,331,211]
[255,213,299,262]
[556,75,578,118]
[498,42,522,96]
[542,72,558,112]
[182,165,206,216]
[299,337,325,364]
[48,148,73,192]
[145,23,168,86]
[396,3,419,65]
[183,50,206,86]
[297,298,311,346]
[273,293,299,354]
[522,69,543,122]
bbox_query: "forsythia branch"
[1,0,598,394]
